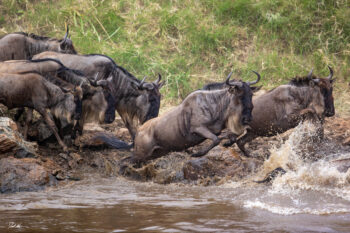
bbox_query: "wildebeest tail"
[91,133,133,150]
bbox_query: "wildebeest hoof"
[223,141,234,147]
[62,146,70,154]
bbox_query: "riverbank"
[1,112,349,193]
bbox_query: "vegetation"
[0,0,349,112]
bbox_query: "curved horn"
[156,73,162,84]
[248,70,261,85]
[139,76,147,87]
[225,71,233,85]
[307,68,313,79]
[326,66,333,80]
[62,25,69,43]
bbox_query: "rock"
[0,117,18,131]
[183,146,263,182]
[0,157,55,193]
[70,152,83,163]
[0,117,38,156]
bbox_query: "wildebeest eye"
[228,86,240,94]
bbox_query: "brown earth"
[0,111,350,193]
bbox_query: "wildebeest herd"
[0,28,335,168]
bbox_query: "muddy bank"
[0,114,349,193]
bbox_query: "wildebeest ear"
[330,78,336,84]
[142,83,154,91]
[309,80,315,87]
[250,85,262,92]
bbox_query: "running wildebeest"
[0,58,116,124]
[0,72,81,151]
[33,51,164,139]
[109,71,261,165]
[214,67,335,156]
[0,27,76,61]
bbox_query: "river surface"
[0,171,349,233]
[1,122,350,232]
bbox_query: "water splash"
[246,119,350,215]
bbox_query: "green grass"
[0,0,349,112]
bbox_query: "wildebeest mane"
[84,54,141,83]
[288,75,318,87]
[8,32,60,41]
[29,58,85,76]
[202,79,241,91]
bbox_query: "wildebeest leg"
[191,127,220,157]
[71,120,81,139]
[126,122,137,140]
[38,108,68,152]
[14,108,25,121]
[236,132,257,157]
[53,116,63,138]
[22,108,33,140]
[254,167,287,184]
[220,131,237,147]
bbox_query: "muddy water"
[1,122,350,232]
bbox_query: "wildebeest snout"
[325,108,335,117]
[241,115,252,125]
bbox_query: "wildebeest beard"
[238,84,254,125]
[143,94,161,123]
[73,95,82,120]
[103,92,116,123]
[320,82,335,117]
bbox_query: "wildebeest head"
[131,74,165,123]
[72,83,84,120]
[57,26,77,54]
[96,78,116,124]
[289,67,335,118]
[51,92,77,125]
[60,82,83,121]
[226,71,261,125]
[311,67,335,117]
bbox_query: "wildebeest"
[202,71,262,91]
[220,67,335,156]
[0,72,80,151]
[0,27,76,61]
[33,51,164,138]
[0,58,116,137]
[111,71,261,165]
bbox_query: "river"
[0,173,349,232]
